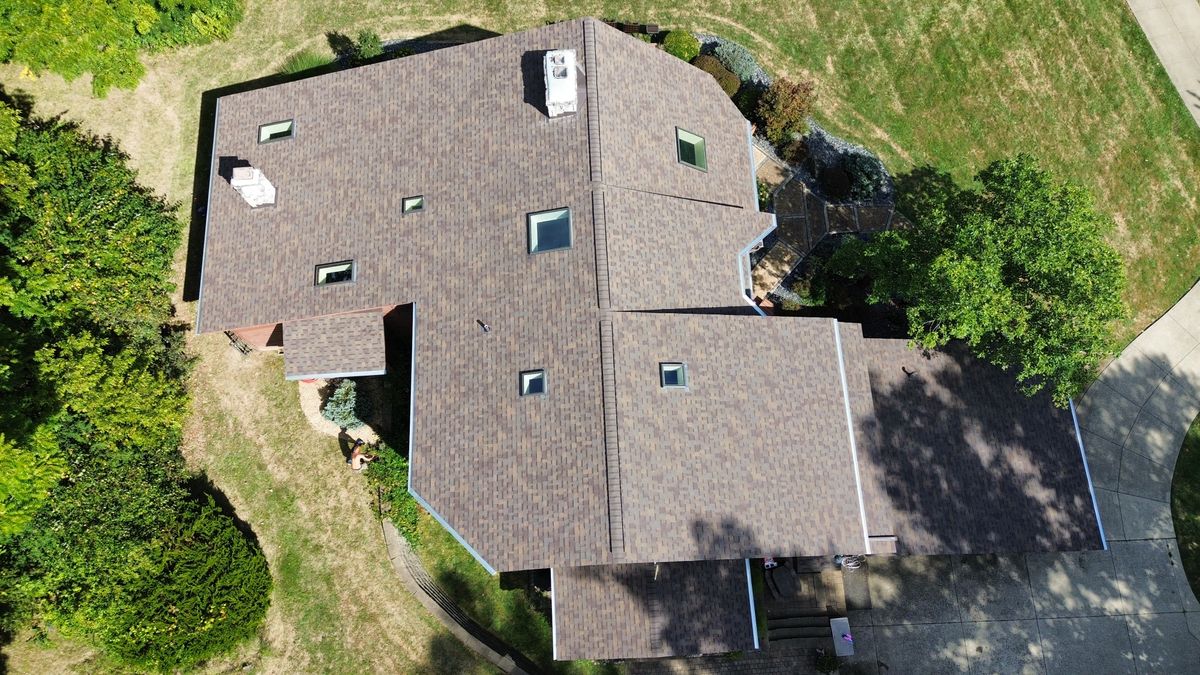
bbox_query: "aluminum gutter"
[832,320,872,555]
[745,120,758,212]
[744,558,760,650]
[283,368,386,381]
[1070,399,1108,550]
[550,568,559,660]
[738,215,777,317]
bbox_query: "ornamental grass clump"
[281,49,334,74]
[714,40,758,82]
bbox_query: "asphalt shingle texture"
[611,313,867,562]
[281,311,387,379]
[198,18,769,572]
[199,17,1107,659]
[553,559,755,660]
[857,339,1104,554]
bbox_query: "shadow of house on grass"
[181,25,500,302]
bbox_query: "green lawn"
[414,513,618,675]
[658,0,1200,340]
[3,0,1199,670]
[1172,414,1200,596]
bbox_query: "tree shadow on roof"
[858,341,1102,555]
[601,518,761,660]
[181,24,500,302]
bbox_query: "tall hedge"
[0,0,243,96]
[0,101,271,668]
[101,497,271,669]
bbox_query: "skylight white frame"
[314,260,355,286]
[527,208,573,254]
[520,369,547,397]
[258,119,295,144]
[659,362,688,389]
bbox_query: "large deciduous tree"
[861,154,1127,406]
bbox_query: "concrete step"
[765,602,826,620]
[767,636,833,651]
[766,615,829,630]
[768,625,832,641]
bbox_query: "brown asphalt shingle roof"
[602,189,774,311]
[198,21,1104,653]
[198,18,771,573]
[553,559,755,660]
[611,313,867,562]
[855,339,1103,554]
[281,311,387,380]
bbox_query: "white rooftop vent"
[229,166,276,208]
[544,49,578,118]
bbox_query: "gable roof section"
[552,560,754,660]
[610,313,868,562]
[196,18,761,335]
[281,311,387,380]
[196,19,595,333]
[855,339,1104,554]
[602,188,774,311]
[592,25,755,210]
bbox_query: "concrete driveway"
[1127,0,1200,128]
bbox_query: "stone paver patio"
[629,282,1200,673]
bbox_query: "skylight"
[259,120,294,143]
[520,369,547,396]
[660,362,688,388]
[676,128,707,171]
[314,260,354,286]
[403,195,425,214]
[527,208,572,254]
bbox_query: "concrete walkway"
[630,283,1200,673]
[1127,0,1200,127]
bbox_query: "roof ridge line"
[598,317,626,560]
[583,19,603,183]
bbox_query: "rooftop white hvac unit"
[544,49,578,118]
[229,166,277,208]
